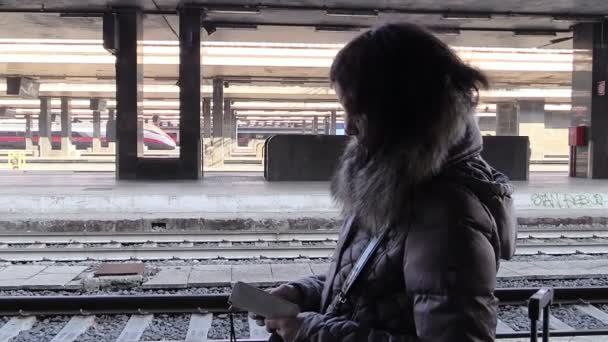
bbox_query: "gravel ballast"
[140,314,190,341]
[73,315,129,342]
[551,305,607,330]
[10,316,70,342]
[499,306,529,331]
[208,313,250,340]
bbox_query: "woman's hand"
[265,314,305,342]
[248,284,302,326]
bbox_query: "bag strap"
[335,228,389,309]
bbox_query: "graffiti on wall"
[530,192,606,209]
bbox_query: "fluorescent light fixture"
[431,27,461,35]
[442,13,492,20]
[513,30,557,37]
[214,23,258,31]
[207,6,260,15]
[315,25,361,32]
[326,8,378,18]
[59,13,104,18]
[552,15,599,23]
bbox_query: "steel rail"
[0,228,605,244]
[0,287,606,315]
[0,229,605,244]
[1,287,608,339]
[0,230,340,244]
[0,245,335,261]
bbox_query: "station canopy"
[0,0,605,118]
[0,0,607,47]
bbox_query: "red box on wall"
[569,126,588,146]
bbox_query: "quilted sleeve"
[293,312,416,342]
[288,274,326,312]
[404,221,498,341]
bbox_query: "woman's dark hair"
[330,23,488,154]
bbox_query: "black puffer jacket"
[288,120,516,341]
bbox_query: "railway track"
[0,228,607,261]
[0,287,608,341]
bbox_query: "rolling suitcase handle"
[528,287,554,342]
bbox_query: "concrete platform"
[4,258,608,290]
[0,171,607,231]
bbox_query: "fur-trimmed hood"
[331,112,481,230]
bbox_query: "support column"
[211,78,224,165]
[312,116,319,134]
[24,114,33,150]
[496,103,519,136]
[571,21,608,178]
[212,78,224,139]
[114,8,143,179]
[38,97,52,156]
[223,98,232,156]
[231,109,237,140]
[60,97,73,155]
[106,109,116,152]
[324,116,329,135]
[330,110,337,135]
[202,97,211,138]
[301,119,307,134]
[518,100,545,162]
[92,110,102,152]
[178,5,202,178]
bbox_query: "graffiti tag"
[530,192,606,209]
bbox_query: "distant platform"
[0,171,607,231]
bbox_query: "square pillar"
[212,78,224,139]
[38,97,52,156]
[571,21,608,178]
[223,98,232,156]
[231,109,237,140]
[60,97,73,154]
[178,5,202,179]
[114,8,143,179]
[202,97,211,138]
[312,116,319,134]
[324,116,329,135]
[518,100,545,162]
[496,103,519,136]
[301,119,307,134]
[24,114,33,150]
[330,110,337,135]
[92,110,102,152]
[106,109,116,151]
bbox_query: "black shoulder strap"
[335,228,389,308]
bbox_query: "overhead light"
[552,15,599,23]
[59,13,104,18]
[513,30,557,37]
[214,23,259,31]
[326,9,378,18]
[550,36,574,44]
[431,27,461,35]
[207,6,261,15]
[315,25,361,32]
[442,13,492,20]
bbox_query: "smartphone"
[229,282,301,318]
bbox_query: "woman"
[262,23,516,341]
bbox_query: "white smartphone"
[229,282,301,318]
